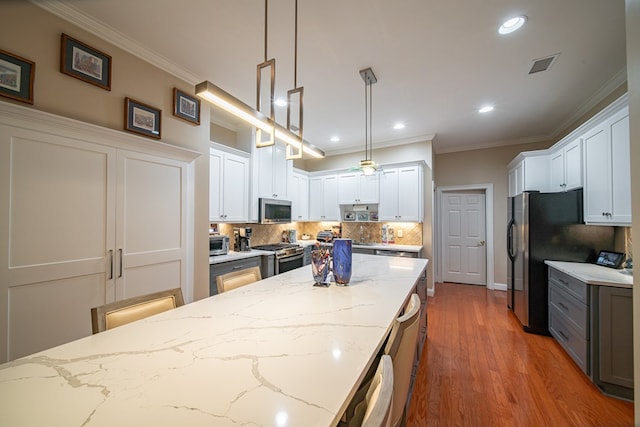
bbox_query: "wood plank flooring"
[406,283,634,427]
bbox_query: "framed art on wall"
[124,97,161,139]
[60,33,112,90]
[0,49,35,104]
[173,88,200,125]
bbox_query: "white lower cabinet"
[0,107,196,362]
[309,174,339,221]
[379,165,423,221]
[583,106,631,225]
[209,146,250,222]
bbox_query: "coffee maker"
[233,227,252,252]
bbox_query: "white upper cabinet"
[379,164,423,221]
[507,153,549,197]
[583,106,631,225]
[338,172,380,204]
[549,138,582,192]
[290,170,309,222]
[309,174,339,221]
[209,146,250,222]
[255,142,290,199]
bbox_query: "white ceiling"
[37,0,627,156]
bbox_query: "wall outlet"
[397,229,403,238]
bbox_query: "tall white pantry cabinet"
[0,103,199,363]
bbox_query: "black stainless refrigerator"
[507,189,614,335]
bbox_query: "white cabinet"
[209,147,250,222]
[0,108,196,362]
[338,172,379,204]
[290,171,309,221]
[379,165,423,221]
[309,174,339,221]
[583,106,631,225]
[549,138,582,192]
[507,153,549,197]
[255,142,290,199]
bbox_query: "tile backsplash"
[215,221,423,246]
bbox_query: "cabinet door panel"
[397,167,421,220]
[116,151,187,301]
[610,114,631,223]
[549,151,565,192]
[583,127,611,223]
[309,177,324,220]
[322,175,339,220]
[209,150,223,221]
[338,173,358,204]
[563,139,582,190]
[223,154,249,221]
[359,174,380,204]
[379,169,399,220]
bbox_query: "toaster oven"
[210,235,230,256]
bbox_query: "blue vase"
[332,239,352,285]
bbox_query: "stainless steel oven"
[252,243,305,275]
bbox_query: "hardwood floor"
[406,283,634,427]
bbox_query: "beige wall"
[625,0,640,422]
[0,3,212,300]
[434,140,552,285]
[302,140,435,290]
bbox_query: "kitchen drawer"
[549,304,589,374]
[548,268,588,304]
[549,283,589,339]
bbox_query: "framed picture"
[124,97,161,139]
[173,88,200,125]
[0,49,35,104]
[344,211,355,221]
[60,33,111,91]
[357,212,369,221]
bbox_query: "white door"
[442,191,486,285]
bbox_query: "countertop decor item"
[311,245,330,285]
[333,238,352,285]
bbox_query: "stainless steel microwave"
[259,198,292,224]
[209,235,229,256]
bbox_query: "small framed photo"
[344,211,355,221]
[0,49,35,104]
[173,88,200,125]
[60,33,111,91]
[357,212,369,221]
[124,97,161,139]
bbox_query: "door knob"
[478,240,486,246]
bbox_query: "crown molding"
[31,0,202,85]
[324,133,435,157]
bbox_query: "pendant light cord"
[264,0,268,61]
[294,0,298,87]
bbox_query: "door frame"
[435,184,496,291]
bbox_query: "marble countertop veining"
[545,260,633,288]
[0,254,428,427]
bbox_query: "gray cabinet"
[548,268,590,374]
[594,286,634,399]
[209,256,261,296]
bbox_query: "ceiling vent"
[529,53,559,74]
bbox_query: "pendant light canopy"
[360,67,378,175]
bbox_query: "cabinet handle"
[232,265,245,271]
[558,330,569,341]
[118,249,123,278]
[108,249,114,280]
[558,278,569,286]
[558,301,568,310]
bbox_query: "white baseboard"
[492,282,507,292]
[427,287,435,297]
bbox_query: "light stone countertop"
[0,254,428,427]
[298,239,423,253]
[209,249,272,265]
[545,260,633,288]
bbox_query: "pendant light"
[359,67,378,175]
[285,0,303,159]
[255,0,276,147]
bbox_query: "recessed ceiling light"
[393,123,405,130]
[479,105,494,113]
[498,15,527,35]
[330,136,340,142]
[274,97,287,107]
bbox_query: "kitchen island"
[0,254,428,426]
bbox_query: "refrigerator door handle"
[507,219,515,261]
